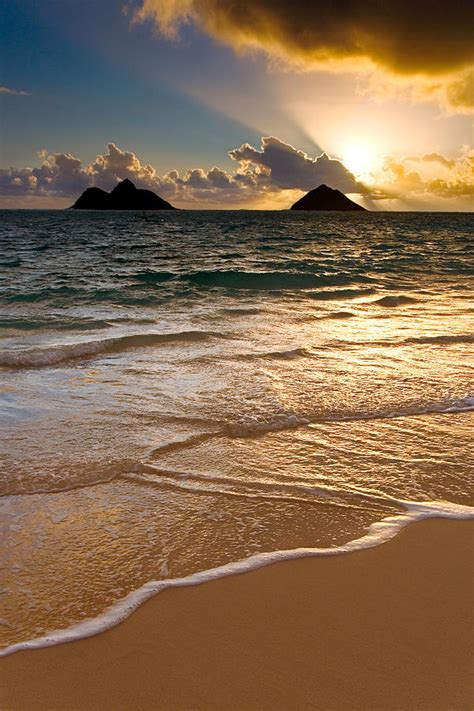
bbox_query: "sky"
[0,0,473,209]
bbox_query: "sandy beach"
[1,517,473,711]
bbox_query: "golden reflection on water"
[1,211,472,649]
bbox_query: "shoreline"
[2,499,472,658]
[1,517,473,710]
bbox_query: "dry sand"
[1,518,473,711]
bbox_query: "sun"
[340,139,379,180]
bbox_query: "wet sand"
[1,518,473,711]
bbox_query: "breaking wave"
[225,397,474,438]
[0,331,223,369]
[238,347,311,362]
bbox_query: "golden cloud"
[373,148,474,199]
[134,0,473,76]
[358,67,474,112]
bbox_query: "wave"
[332,333,474,350]
[5,287,81,303]
[132,271,175,284]
[0,331,223,369]
[4,393,472,494]
[0,460,135,498]
[150,396,474,449]
[226,413,311,437]
[219,307,262,316]
[2,286,167,306]
[323,311,357,319]
[0,317,113,332]
[2,497,472,656]
[2,274,379,306]
[374,295,419,307]
[0,258,21,268]
[185,270,374,291]
[0,316,157,332]
[225,397,474,438]
[238,347,311,362]
[308,287,375,301]
[403,334,474,346]
[125,463,400,511]
[313,396,474,422]
[148,431,221,458]
[265,347,310,360]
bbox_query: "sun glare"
[341,139,380,180]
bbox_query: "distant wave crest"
[404,334,474,346]
[185,270,373,291]
[374,295,419,307]
[308,287,375,300]
[0,316,157,332]
[132,271,175,284]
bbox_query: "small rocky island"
[71,178,175,210]
[291,184,366,211]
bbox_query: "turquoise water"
[0,210,473,649]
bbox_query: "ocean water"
[0,209,473,652]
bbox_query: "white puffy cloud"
[89,143,159,189]
[0,153,90,198]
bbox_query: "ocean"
[1,209,473,653]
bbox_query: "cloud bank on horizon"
[1,138,473,210]
[133,0,474,112]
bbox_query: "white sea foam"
[227,413,310,437]
[1,497,472,658]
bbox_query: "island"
[70,178,176,210]
[290,184,367,211]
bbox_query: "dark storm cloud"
[134,0,474,76]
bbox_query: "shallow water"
[0,209,473,650]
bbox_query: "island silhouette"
[291,184,366,211]
[71,178,175,210]
[70,179,367,211]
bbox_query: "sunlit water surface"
[0,210,472,648]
